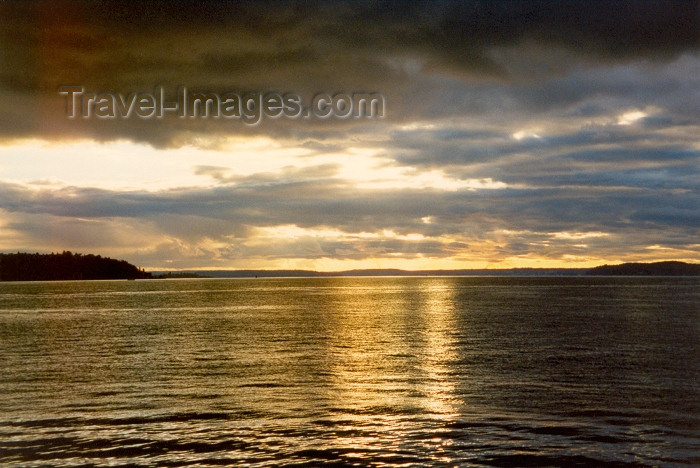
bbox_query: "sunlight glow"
[356,171,507,191]
[255,225,430,242]
[512,130,542,141]
[398,121,436,131]
[551,231,609,240]
[0,139,508,196]
[617,110,647,125]
[0,137,318,190]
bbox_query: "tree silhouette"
[0,251,151,281]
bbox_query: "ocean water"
[0,276,698,467]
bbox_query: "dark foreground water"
[0,277,698,467]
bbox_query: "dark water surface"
[0,277,698,466]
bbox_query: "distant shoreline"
[152,261,700,279]
[1,252,698,281]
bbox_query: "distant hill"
[0,251,151,281]
[157,263,700,278]
[152,268,586,278]
[586,261,700,276]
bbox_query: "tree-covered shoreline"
[0,252,151,281]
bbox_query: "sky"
[0,0,698,271]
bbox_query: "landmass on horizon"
[1,252,699,281]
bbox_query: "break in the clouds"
[0,1,698,269]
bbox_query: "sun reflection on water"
[310,279,462,459]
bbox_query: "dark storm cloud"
[0,0,697,144]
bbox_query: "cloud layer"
[0,1,697,268]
